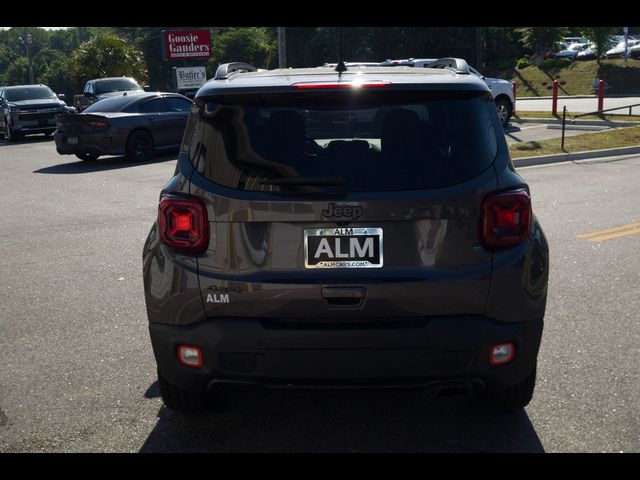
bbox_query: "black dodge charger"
[54,92,192,162]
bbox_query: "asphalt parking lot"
[0,134,639,452]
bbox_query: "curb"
[512,145,640,167]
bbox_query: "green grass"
[509,125,640,159]
[503,58,640,97]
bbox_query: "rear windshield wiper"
[259,176,345,187]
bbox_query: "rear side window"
[187,90,499,192]
[139,99,168,113]
[165,97,192,112]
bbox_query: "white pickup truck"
[381,57,515,128]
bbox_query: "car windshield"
[6,86,56,102]
[185,90,500,193]
[94,79,141,94]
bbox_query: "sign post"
[623,27,629,65]
[172,66,208,98]
[162,29,212,97]
[162,30,212,61]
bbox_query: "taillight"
[158,195,209,253]
[87,120,109,129]
[481,190,531,249]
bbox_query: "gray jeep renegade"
[142,59,549,413]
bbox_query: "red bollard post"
[512,81,517,115]
[598,79,605,112]
[552,80,558,116]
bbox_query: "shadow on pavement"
[504,125,527,143]
[32,152,178,175]
[140,383,544,453]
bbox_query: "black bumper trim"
[149,316,543,393]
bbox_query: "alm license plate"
[66,136,79,145]
[304,227,383,269]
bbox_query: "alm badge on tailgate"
[304,227,383,269]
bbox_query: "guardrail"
[574,103,640,118]
[560,103,640,150]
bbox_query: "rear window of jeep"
[184,90,499,192]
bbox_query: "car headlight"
[10,108,21,115]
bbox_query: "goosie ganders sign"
[162,30,212,60]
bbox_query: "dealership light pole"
[278,27,287,69]
[20,31,34,84]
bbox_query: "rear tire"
[495,97,513,128]
[125,130,154,162]
[482,366,536,412]
[158,370,211,414]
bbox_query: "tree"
[69,33,148,84]
[2,57,29,85]
[581,27,619,63]
[207,27,276,74]
[516,27,568,65]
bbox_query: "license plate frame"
[304,227,383,269]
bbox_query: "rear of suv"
[143,59,549,413]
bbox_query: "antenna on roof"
[335,27,347,75]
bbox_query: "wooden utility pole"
[278,27,287,68]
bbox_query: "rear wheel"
[125,130,154,162]
[482,366,536,412]
[495,97,512,128]
[158,370,211,414]
[75,153,100,161]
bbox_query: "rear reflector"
[178,345,202,368]
[158,195,209,253]
[490,343,515,366]
[292,81,391,89]
[481,190,532,249]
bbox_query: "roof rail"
[214,62,258,80]
[426,58,470,75]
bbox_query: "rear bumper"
[149,316,543,394]
[54,131,125,156]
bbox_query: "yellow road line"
[588,228,640,242]
[576,222,640,239]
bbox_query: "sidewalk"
[515,96,640,114]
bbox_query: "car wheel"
[482,366,536,412]
[495,97,513,128]
[126,130,154,162]
[75,153,100,162]
[5,119,19,142]
[158,370,211,414]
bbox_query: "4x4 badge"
[322,203,363,220]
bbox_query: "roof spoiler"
[214,62,258,80]
[426,58,470,74]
